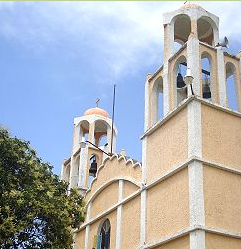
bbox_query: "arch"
[86,177,141,206]
[174,55,188,106]
[94,119,110,147]
[88,153,100,187]
[173,14,191,45]
[201,51,213,100]
[151,76,163,124]
[226,62,238,110]
[79,120,90,142]
[97,219,111,249]
[197,16,217,46]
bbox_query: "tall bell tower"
[141,3,241,248]
[61,106,117,195]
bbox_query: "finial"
[96,98,100,107]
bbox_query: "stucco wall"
[153,235,189,249]
[121,195,141,249]
[206,233,241,249]
[204,165,241,232]
[123,180,139,199]
[88,210,117,249]
[90,181,118,219]
[74,228,85,249]
[146,168,189,242]
[85,155,141,203]
[202,104,241,170]
[146,107,188,183]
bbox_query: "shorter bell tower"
[61,106,117,195]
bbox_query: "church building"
[61,3,241,249]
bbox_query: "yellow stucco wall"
[85,155,141,203]
[146,168,189,243]
[88,210,117,249]
[90,181,118,219]
[204,165,241,232]
[202,104,241,170]
[153,235,189,249]
[74,228,85,249]
[123,180,139,199]
[206,233,241,249]
[121,195,141,249]
[146,107,188,183]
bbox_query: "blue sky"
[1,1,241,175]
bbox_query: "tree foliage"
[0,127,85,248]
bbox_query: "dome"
[180,3,205,11]
[84,107,109,118]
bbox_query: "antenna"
[110,84,116,155]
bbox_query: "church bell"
[89,159,97,177]
[203,78,211,99]
[176,65,185,88]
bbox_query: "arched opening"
[174,55,188,106]
[97,219,111,249]
[201,52,213,100]
[94,120,108,147]
[88,154,99,188]
[64,164,70,182]
[152,76,163,125]
[226,62,238,110]
[174,14,191,52]
[79,120,90,142]
[197,17,214,46]
[71,156,80,188]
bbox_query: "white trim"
[190,230,205,249]
[86,201,91,222]
[142,137,147,183]
[188,161,205,226]
[138,225,241,249]
[141,96,241,140]
[188,100,202,158]
[116,180,123,249]
[84,225,89,249]
[217,48,227,107]
[187,34,200,96]
[140,189,147,246]
[144,78,150,132]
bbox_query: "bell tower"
[61,106,117,195]
[141,3,241,249]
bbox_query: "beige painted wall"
[88,210,117,249]
[123,180,139,199]
[146,107,188,183]
[121,195,141,249]
[146,168,189,242]
[74,228,85,249]
[90,181,118,219]
[86,155,141,203]
[202,104,241,170]
[153,235,189,249]
[206,233,241,249]
[204,165,241,232]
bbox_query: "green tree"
[0,127,85,248]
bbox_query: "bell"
[89,160,97,177]
[176,73,186,88]
[203,82,211,99]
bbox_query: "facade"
[61,4,241,249]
